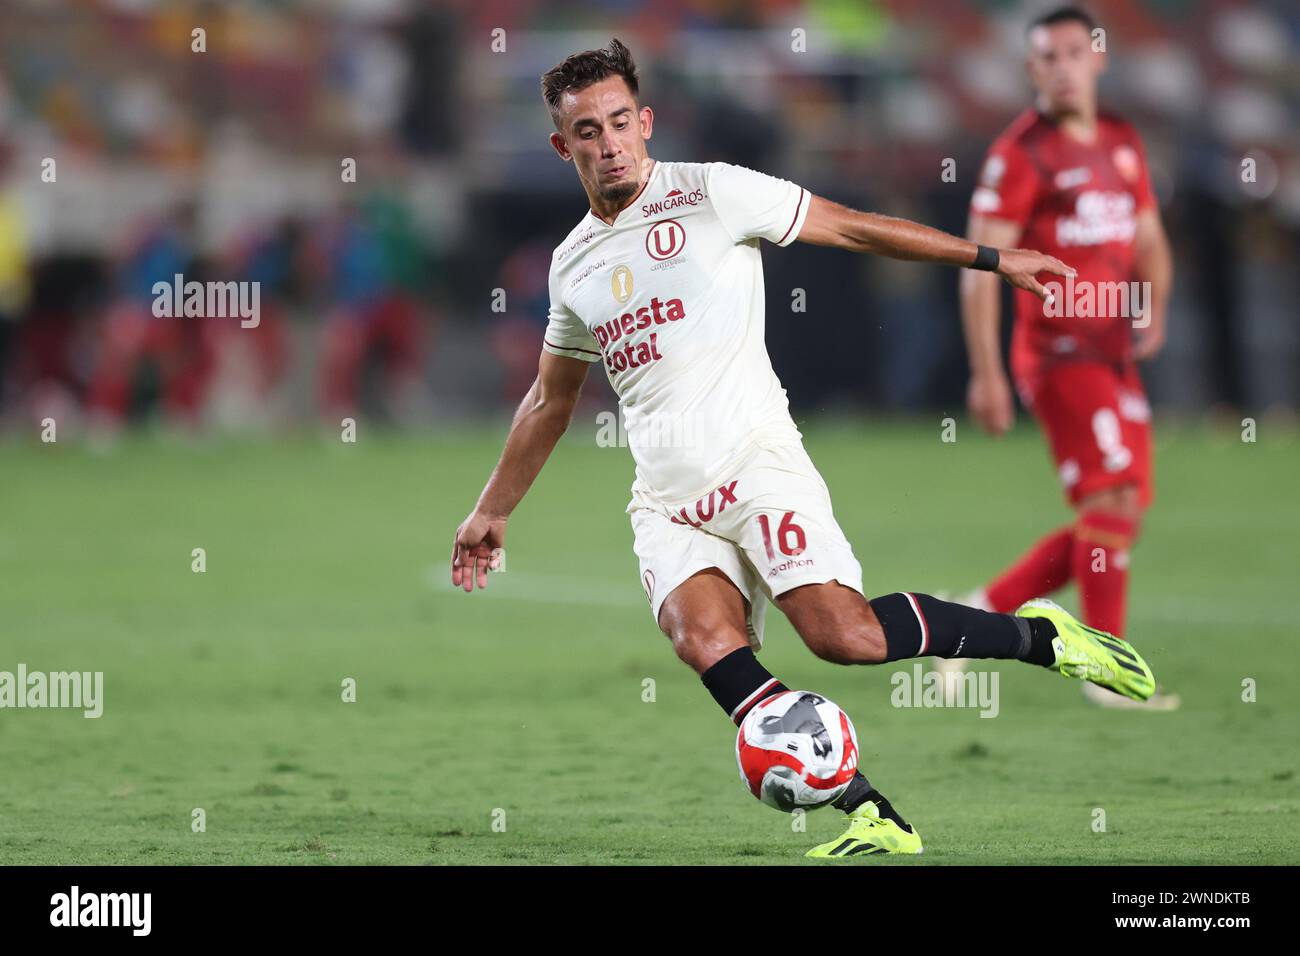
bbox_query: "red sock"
[1072,511,1138,637]
[985,525,1075,612]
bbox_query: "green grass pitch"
[2,420,1297,864]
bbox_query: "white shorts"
[627,439,865,647]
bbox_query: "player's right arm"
[704,160,1068,299]
[960,215,1023,436]
[958,138,1043,436]
[451,350,590,593]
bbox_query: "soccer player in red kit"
[958,7,1177,708]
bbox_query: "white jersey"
[543,160,812,505]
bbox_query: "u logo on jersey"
[645,219,686,261]
[611,265,634,303]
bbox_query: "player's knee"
[1115,487,1142,519]
[805,620,887,666]
[662,616,750,672]
[1079,485,1141,520]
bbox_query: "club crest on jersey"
[611,265,634,304]
[1112,145,1141,183]
[645,219,686,261]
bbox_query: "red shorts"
[1016,361,1153,508]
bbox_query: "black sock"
[833,772,912,832]
[870,592,1058,666]
[1021,617,1058,667]
[699,647,788,725]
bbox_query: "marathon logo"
[642,187,706,218]
[764,556,816,580]
[569,258,606,290]
[768,557,815,578]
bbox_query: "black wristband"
[971,245,999,271]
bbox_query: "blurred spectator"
[316,194,433,423]
[85,202,214,429]
[489,239,551,404]
[0,140,32,411]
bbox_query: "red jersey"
[970,109,1156,377]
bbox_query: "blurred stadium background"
[0,0,1297,433]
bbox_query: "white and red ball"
[735,690,859,812]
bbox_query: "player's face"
[1026,22,1104,116]
[549,76,654,207]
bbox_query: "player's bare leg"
[655,567,752,674]
[777,580,1058,671]
[775,581,886,663]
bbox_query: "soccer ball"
[735,690,859,812]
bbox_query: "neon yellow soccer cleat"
[805,801,923,859]
[1016,598,1156,702]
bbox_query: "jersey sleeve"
[541,267,601,363]
[1128,131,1157,213]
[969,139,1041,227]
[706,162,810,247]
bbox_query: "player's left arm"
[796,195,1074,301]
[1131,207,1173,360]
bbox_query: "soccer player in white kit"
[451,39,1158,858]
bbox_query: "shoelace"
[850,805,885,829]
[849,817,884,837]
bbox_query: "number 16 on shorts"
[743,501,864,596]
[757,511,807,560]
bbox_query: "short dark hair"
[1028,6,1096,34]
[540,38,640,129]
